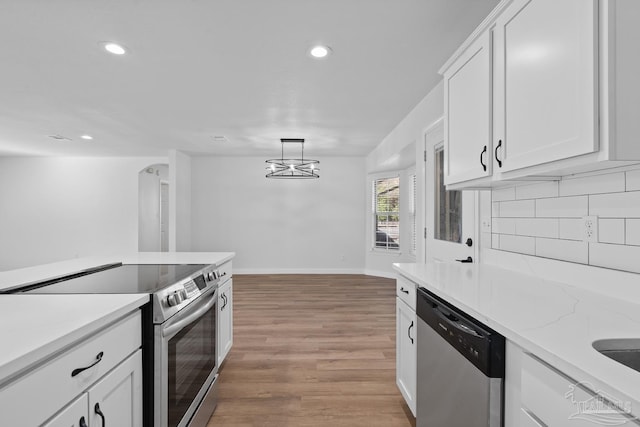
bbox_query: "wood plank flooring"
[207,274,415,427]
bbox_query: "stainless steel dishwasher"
[416,287,505,427]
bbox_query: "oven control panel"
[153,267,221,323]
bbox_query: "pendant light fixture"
[265,139,320,179]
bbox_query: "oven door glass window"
[168,301,216,427]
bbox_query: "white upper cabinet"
[443,31,492,185]
[494,0,598,173]
[441,0,640,189]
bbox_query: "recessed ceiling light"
[310,45,331,59]
[103,42,127,55]
[48,134,72,141]
[80,135,94,140]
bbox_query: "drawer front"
[396,276,416,311]
[0,310,141,427]
[520,408,546,427]
[218,260,232,282]
[521,353,639,426]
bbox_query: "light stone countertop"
[0,252,235,292]
[393,261,640,419]
[0,293,148,386]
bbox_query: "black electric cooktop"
[15,264,207,294]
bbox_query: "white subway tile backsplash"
[492,202,500,218]
[589,191,640,218]
[558,219,583,241]
[626,219,640,246]
[515,218,559,238]
[626,169,640,192]
[493,186,516,202]
[559,172,625,196]
[492,234,500,249]
[515,182,559,200]
[499,235,535,255]
[536,238,588,264]
[536,196,588,218]
[590,243,640,274]
[499,200,535,218]
[491,170,640,271]
[598,219,625,244]
[493,218,516,235]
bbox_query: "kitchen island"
[394,262,640,426]
[0,252,235,426]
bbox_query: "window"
[373,176,400,250]
[434,147,462,243]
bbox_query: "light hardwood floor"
[207,274,415,427]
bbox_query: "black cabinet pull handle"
[455,256,473,263]
[95,403,106,427]
[221,293,227,310]
[480,145,487,171]
[71,351,104,377]
[79,416,88,427]
[465,238,473,247]
[408,321,414,344]
[400,287,409,295]
[495,140,503,168]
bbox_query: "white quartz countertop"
[0,252,235,291]
[393,262,640,419]
[0,294,148,386]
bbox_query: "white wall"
[365,81,444,276]
[190,156,366,273]
[169,150,191,251]
[0,156,166,271]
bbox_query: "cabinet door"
[42,394,88,427]
[88,350,142,427]
[396,297,416,417]
[444,31,492,185]
[218,279,233,366]
[493,0,598,173]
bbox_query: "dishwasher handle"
[432,304,484,339]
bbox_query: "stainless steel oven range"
[3,262,225,427]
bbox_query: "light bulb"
[103,43,127,55]
[289,164,295,171]
[310,45,331,58]
[270,164,276,172]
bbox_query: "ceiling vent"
[211,136,228,143]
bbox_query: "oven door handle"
[162,290,217,338]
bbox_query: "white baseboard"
[363,269,397,279]
[233,268,367,275]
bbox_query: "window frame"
[372,175,401,252]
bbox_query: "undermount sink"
[593,339,640,373]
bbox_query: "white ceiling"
[0,0,498,158]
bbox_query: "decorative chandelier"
[265,138,320,179]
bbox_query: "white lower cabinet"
[396,297,416,416]
[217,278,233,367]
[505,340,640,427]
[42,395,89,427]
[0,311,142,427]
[88,349,142,427]
[43,350,142,427]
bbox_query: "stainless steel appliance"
[3,263,225,427]
[416,287,505,427]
